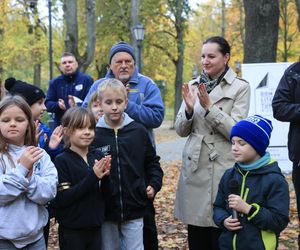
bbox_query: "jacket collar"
[62,70,79,81]
[223,67,237,85]
[96,112,134,129]
[205,67,237,104]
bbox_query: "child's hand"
[146,185,155,199]
[124,83,130,96]
[93,155,111,179]
[58,98,66,110]
[18,146,43,171]
[48,125,63,149]
[228,194,252,214]
[68,95,75,108]
[223,216,242,231]
[34,120,43,143]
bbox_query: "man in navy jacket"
[45,52,93,126]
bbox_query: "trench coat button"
[188,156,192,160]
[210,131,213,135]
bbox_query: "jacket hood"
[96,112,133,129]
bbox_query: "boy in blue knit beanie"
[213,115,290,250]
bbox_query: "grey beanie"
[109,41,136,63]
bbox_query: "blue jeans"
[101,218,144,250]
[0,237,46,250]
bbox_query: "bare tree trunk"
[95,60,108,79]
[237,0,245,47]
[243,0,279,63]
[131,0,139,53]
[174,32,184,125]
[64,0,96,72]
[296,0,300,31]
[221,0,225,37]
[172,0,187,125]
[33,64,41,87]
[281,0,288,61]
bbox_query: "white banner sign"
[242,62,293,173]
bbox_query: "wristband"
[247,205,256,217]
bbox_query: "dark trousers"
[143,200,158,250]
[188,225,221,250]
[292,162,300,248]
[58,226,102,250]
[43,219,50,247]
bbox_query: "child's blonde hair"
[97,79,127,100]
[61,107,96,148]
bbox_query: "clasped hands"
[182,83,212,115]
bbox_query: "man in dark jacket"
[272,62,300,248]
[45,52,93,126]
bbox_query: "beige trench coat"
[174,67,250,227]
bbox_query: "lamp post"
[48,0,53,80]
[133,24,145,73]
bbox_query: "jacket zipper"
[114,128,124,221]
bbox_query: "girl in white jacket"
[0,95,57,250]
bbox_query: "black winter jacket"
[54,148,106,230]
[272,62,300,163]
[92,117,163,222]
[213,161,289,250]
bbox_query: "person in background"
[92,78,163,250]
[0,95,57,250]
[54,107,111,250]
[213,115,289,250]
[83,41,164,250]
[45,52,94,126]
[272,62,300,248]
[174,36,250,250]
[87,91,103,122]
[4,77,63,159]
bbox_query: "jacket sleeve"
[205,81,251,140]
[272,65,300,122]
[126,80,165,128]
[45,79,62,114]
[54,156,101,208]
[247,176,289,234]
[174,101,194,137]
[26,151,58,205]
[82,80,101,108]
[143,131,163,193]
[0,164,30,205]
[213,173,231,231]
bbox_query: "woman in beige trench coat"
[174,36,250,250]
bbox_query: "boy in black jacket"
[213,115,289,250]
[92,78,163,250]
